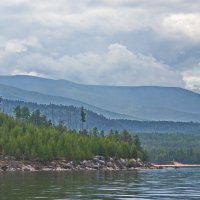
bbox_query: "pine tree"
[80,106,86,132]
[21,106,30,122]
[14,105,21,120]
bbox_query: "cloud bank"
[0,0,199,90]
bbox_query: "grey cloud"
[0,0,199,91]
[182,65,200,90]
[2,43,184,87]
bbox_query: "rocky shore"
[0,156,157,172]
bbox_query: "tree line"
[0,109,146,161]
[138,132,200,164]
[2,104,200,164]
[2,98,200,133]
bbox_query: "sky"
[0,0,200,91]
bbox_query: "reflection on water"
[1,168,200,199]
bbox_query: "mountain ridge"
[0,82,137,120]
[1,75,200,121]
[2,97,200,133]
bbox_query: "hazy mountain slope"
[0,83,136,120]
[1,75,200,121]
[3,98,200,133]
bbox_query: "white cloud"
[0,0,28,4]
[162,13,200,41]
[5,41,27,53]
[182,65,200,91]
[0,0,200,40]
[5,37,40,53]
[0,0,199,90]
[12,69,46,77]
[10,43,184,87]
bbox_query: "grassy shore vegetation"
[0,110,146,162]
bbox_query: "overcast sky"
[0,0,200,91]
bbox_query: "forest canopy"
[0,111,146,162]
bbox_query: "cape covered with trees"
[1,103,200,164]
[0,108,146,161]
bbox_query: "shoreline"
[0,156,157,172]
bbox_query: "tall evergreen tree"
[21,106,30,122]
[80,106,86,132]
[14,105,21,120]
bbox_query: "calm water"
[0,168,200,199]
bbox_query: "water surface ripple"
[0,168,200,199]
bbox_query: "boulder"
[115,160,124,169]
[106,162,113,168]
[34,165,41,171]
[22,165,31,171]
[1,165,8,172]
[98,160,105,165]
[92,164,99,170]
[128,160,137,168]
[109,157,114,162]
[61,162,73,170]
[93,156,105,161]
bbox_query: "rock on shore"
[0,156,156,172]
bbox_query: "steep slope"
[1,75,200,121]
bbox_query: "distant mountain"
[0,83,135,120]
[1,75,200,122]
[2,98,200,133]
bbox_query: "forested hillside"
[0,112,145,161]
[1,75,200,122]
[138,132,200,164]
[1,106,200,164]
[1,98,200,133]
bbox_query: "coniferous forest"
[2,98,200,133]
[138,132,200,164]
[0,110,145,162]
[1,103,200,164]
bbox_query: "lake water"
[0,168,200,199]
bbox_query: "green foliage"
[14,106,51,127]
[80,106,86,132]
[14,105,21,120]
[80,106,86,123]
[138,132,200,164]
[0,113,144,162]
[21,106,30,122]
[3,99,200,133]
